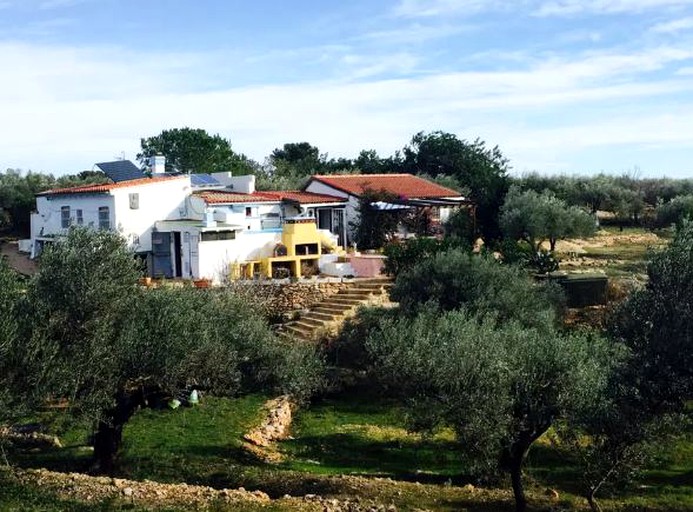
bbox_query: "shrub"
[382,237,461,277]
[390,249,564,327]
[443,207,477,247]
[654,194,693,228]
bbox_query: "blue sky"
[1,0,693,177]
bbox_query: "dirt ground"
[0,239,37,276]
[550,229,666,276]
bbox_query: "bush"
[654,194,693,228]
[390,249,564,327]
[382,237,461,277]
[324,306,398,370]
[0,259,21,417]
[443,207,477,247]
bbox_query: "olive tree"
[13,228,324,471]
[0,259,22,416]
[561,221,693,511]
[366,309,616,512]
[500,187,596,252]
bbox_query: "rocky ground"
[0,239,36,275]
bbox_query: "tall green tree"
[562,223,693,511]
[138,127,255,174]
[610,221,693,412]
[500,187,596,252]
[403,131,510,242]
[270,142,325,177]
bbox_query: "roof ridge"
[313,173,411,178]
[39,175,185,196]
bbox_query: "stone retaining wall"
[226,280,352,319]
[6,468,269,507]
[244,395,294,448]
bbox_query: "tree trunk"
[92,388,145,473]
[509,457,527,512]
[587,488,602,512]
[501,424,552,512]
[549,238,557,252]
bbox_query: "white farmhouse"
[29,162,472,283]
[30,166,348,283]
[303,174,471,244]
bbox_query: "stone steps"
[277,278,393,342]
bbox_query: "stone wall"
[225,280,352,319]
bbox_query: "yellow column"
[292,258,301,278]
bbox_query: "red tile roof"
[194,191,279,204]
[195,190,347,205]
[260,190,346,204]
[39,176,185,196]
[307,174,462,199]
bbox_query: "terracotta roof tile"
[195,190,347,205]
[194,191,279,204]
[260,190,346,204]
[39,176,185,196]
[307,174,462,199]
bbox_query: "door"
[173,232,183,278]
[318,209,332,230]
[151,232,173,278]
[332,209,346,247]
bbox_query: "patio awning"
[370,197,473,210]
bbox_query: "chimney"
[204,210,217,228]
[150,154,166,175]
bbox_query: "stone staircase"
[278,278,392,341]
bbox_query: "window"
[245,206,253,217]
[61,206,71,228]
[201,230,236,242]
[98,207,110,230]
[129,193,139,209]
[76,209,83,225]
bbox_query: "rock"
[122,487,134,497]
[545,488,560,500]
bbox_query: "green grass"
[118,395,268,486]
[556,227,670,279]
[5,393,692,511]
[280,395,464,479]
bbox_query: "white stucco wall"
[31,177,191,256]
[110,177,190,252]
[304,181,359,243]
[196,231,282,282]
[32,194,116,237]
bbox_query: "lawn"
[3,391,692,511]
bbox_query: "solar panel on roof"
[95,160,145,183]
[190,174,222,187]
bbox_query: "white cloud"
[358,23,469,45]
[393,0,504,18]
[535,0,693,17]
[39,0,89,9]
[650,16,693,34]
[1,41,693,175]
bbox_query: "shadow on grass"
[281,431,464,478]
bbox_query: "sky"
[1,0,693,177]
